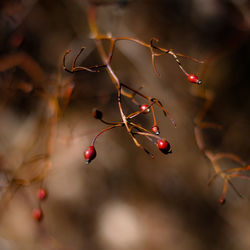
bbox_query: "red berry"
[92,109,103,119]
[218,198,226,205]
[187,74,202,84]
[84,146,96,164]
[152,125,160,135]
[139,104,150,114]
[37,188,47,200]
[32,208,43,221]
[157,139,171,154]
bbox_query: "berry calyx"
[92,109,103,119]
[84,146,96,164]
[152,125,160,135]
[32,208,43,221]
[37,188,47,200]
[139,104,150,114]
[187,74,202,84]
[157,139,171,154]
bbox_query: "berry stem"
[91,124,123,146]
[134,131,161,141]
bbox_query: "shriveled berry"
[32,208,43,221]
[187,74,202,84]
[37,188,47,200]
[93,109,103,119]
[157,139,171,154]
[139,104,150,114]
[152,125,160,135]
[84,146,96,164]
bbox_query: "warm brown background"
[0,0,250,249]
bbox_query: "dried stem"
[193,88,250,203]
[62,3,203,158]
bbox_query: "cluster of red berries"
[84,139,171,164]
[32,188,47,222]
[92,109,103,119]
[83,74,201,164]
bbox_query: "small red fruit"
[32,208,43,221]
[187,74,202,84]
[218,198,226,205]
[152,125,160,135]
[37,188,47,200]
[157,139,171,154]
[84,146,96,164]
[139,104,150,114]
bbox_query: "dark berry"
[92,109,103,119]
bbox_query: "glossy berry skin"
[139,104,150,114]
[84,146,96,164]
[152,125,160,135]
[32,208,43,221]
[92,109,103,119]
[187,74,202,84]
[157,139,171,154]
[37,188,47,200]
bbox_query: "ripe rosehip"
[218,198,226,205]
[84,146,96,164]
[37,188,47,200]
[139,104,150,114]
[157,139,171,154]
[32,208,43,221]
[187,74,202,84]
[92,109,103,119]
[152,125,160,135]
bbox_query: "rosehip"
[84,146,96,164]
[139,104,150,114]
[32,208,43,221]
[218,198,226,205]
[157,139,171,154]
[187,74,202,84]
[37,188,47,200]
[92,109,103,119]
[152,125,160,135]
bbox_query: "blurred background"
[0,0,250,249]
